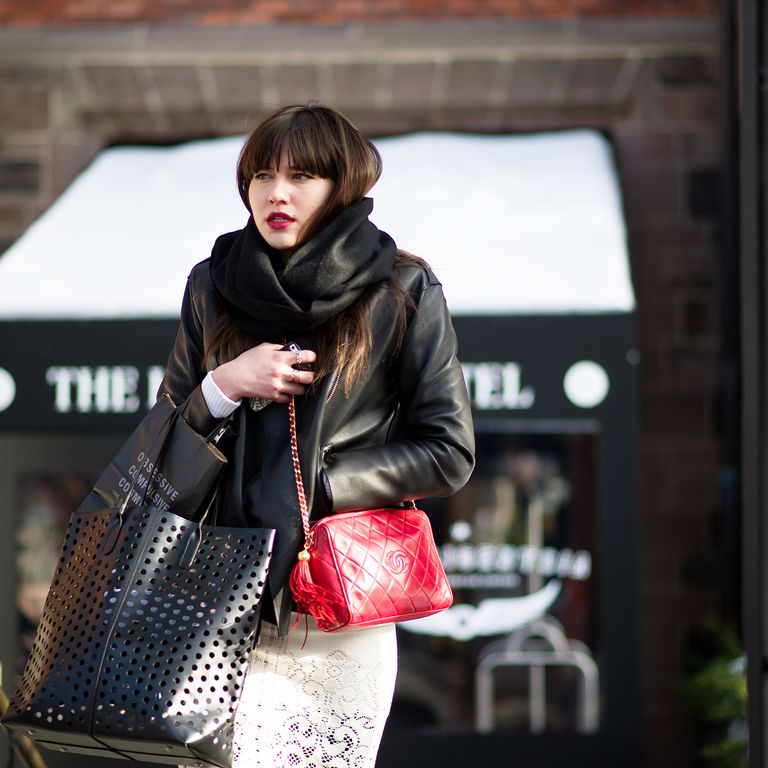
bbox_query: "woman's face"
[249,150,334,252]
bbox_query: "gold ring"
[290,370,298,384]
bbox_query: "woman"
[162,104,475,768]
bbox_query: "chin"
[268,236,298,251]
[257,227,297,251]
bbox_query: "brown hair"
[205,104,423,395]
[237,103,382,244]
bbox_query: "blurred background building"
[0,2,740,768]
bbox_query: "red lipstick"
[267,212,295,230]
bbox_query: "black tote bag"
[87,392,230,519]
[2,400,275,768]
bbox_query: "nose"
[268,176,290,204]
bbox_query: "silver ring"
[295,349,303,366]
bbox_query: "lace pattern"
[227,619,397,768]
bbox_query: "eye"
[253,171,272,181]
[291,171,314,180]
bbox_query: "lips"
[267,212,295,230]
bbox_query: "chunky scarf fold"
[209,198,397,340]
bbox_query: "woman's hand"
[211,342,317,404]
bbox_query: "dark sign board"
[0,315,635,430]
[0,320,178,431]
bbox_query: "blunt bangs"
[240,114,338,183]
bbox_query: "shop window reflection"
[393,429,599,732]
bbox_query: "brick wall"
[617,55,723,765]
[0,0,716,26]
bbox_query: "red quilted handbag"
[287,396,453,631]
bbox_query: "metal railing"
[475,615,599,733]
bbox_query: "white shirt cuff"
[202,370,241,418]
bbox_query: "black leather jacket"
[160,257,475,631]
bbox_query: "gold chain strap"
[288,395,313,557]
[290,342,346,558]
[289,362,416,561]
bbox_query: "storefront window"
[393,426,599,733]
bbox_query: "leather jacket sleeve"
[158,278,224,437]
[322,279,475,511]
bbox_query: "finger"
[289,370,315,390]
[282,366,314,385]
[280,348,318,367]
[272,384,306,402]
[283,383,308,396]
[271,373,308,396]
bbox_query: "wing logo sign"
[400,580,563,641]
[398,520,592,642]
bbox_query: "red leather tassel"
[289,557,346,631]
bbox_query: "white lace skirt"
[230,617,398,768]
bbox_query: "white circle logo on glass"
[563,361,609,409]
[0,368,16,412]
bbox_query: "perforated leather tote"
[3,404,275,768]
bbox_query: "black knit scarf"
[209,198,397,340]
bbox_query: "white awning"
[0,129,634,319]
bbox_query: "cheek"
[312,182,334,212]
[248,181,270,213]
[247,180,262,212]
